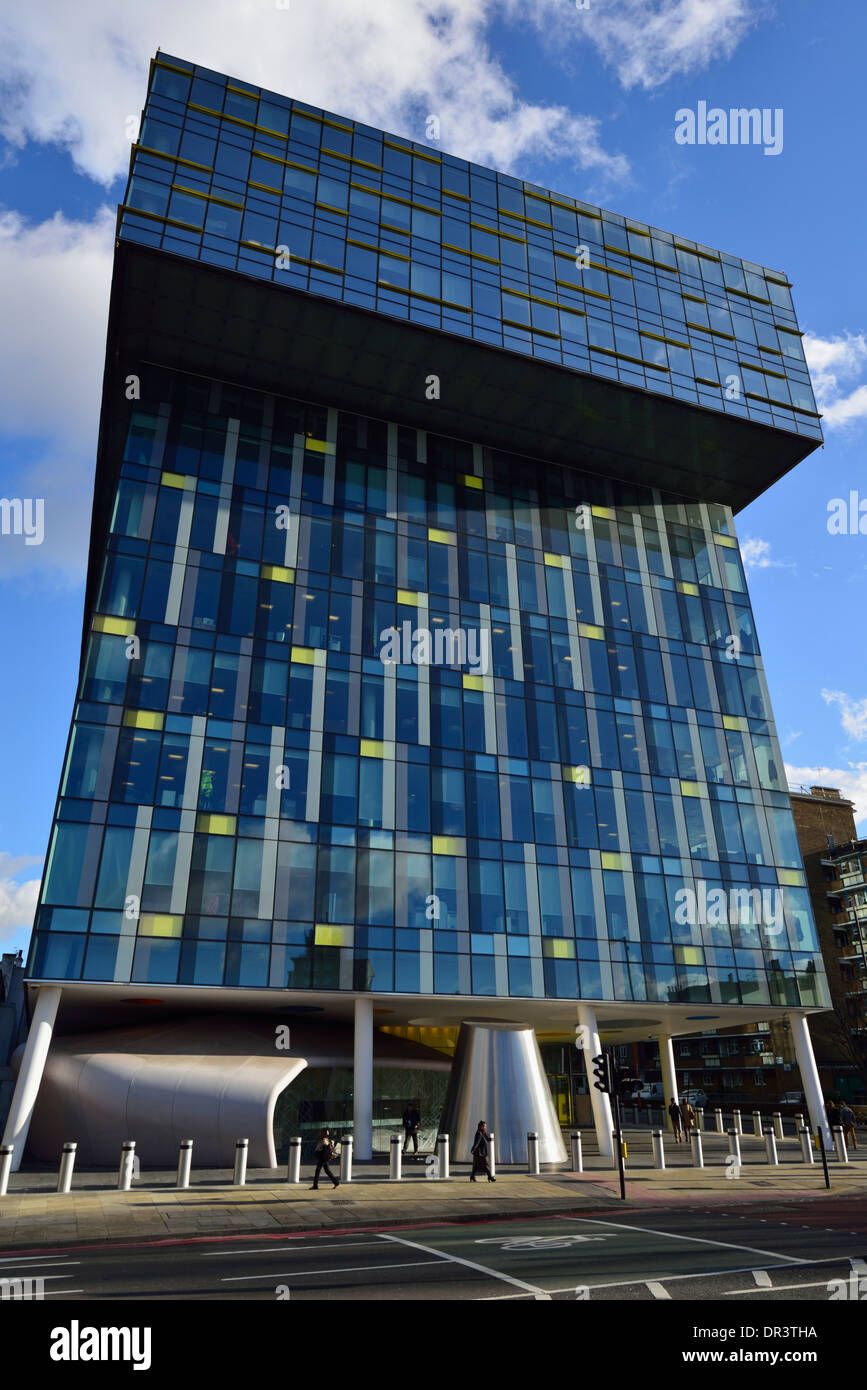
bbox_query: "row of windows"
[146,59,797,317]
[26,927,828,1006]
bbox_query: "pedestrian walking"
[402,1099,421,1158]
[839,1101,858,1150]
[310,1127,340,1190]
[827,1098,842,1131]
[668,1097,683,1142]
[680,1098,696,1137]
[470,1120,496,1182]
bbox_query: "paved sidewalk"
[0,1132,863,1250]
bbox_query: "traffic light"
[591,1053,611,1094]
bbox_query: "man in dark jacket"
[402,1100,421,1158]
[470,1120,496,1182]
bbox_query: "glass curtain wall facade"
[24,53,829,1024]
[28,366,827,1012]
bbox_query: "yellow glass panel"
[460,474,483,490]
[160,471,195,490]
[563,765,591,786]
[427,528,456,545]
[261,564,294,584]
[578,622,605,640]
[544,553,568,569]
[123,709,164,730]
[715,534,737,548]
[677,581,700,596]
[139,915,183,938]
[359,739,393,759]
[314,924,353,947]
[305,437,329,453]
[463,675,484,691]
[777,869,805,886]
[722,715,747,731]
[291,646,326,666]
[196,813,237,836]
[680,781,704,798]
[591,505,616,520]
[601,852,624,870]
[94,615,136,636]
[675,946,702,966]
[397,589,421,606]
[432,835,466,857]
[542,938,575,958]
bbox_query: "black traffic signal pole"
[610,1054,626,1201]
[817,1128,831,1190]
[592,1050,626,1200]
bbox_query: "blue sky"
[1,0,866,959]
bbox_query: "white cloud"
[739,536,789,571]
[803,331,867,429]
[502,0,760,90]
[0,0,629,188]
[822,689,867,743]
[0,207,114,583]
[785,763,867,832]
[0,852,41,941]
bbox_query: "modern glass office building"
[4,54,833,1169]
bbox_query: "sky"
[1,0,866,959]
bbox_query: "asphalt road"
[3,1200,866,1301]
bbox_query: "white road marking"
[0,1258,80,1268]
[646,1281,671,1299]
[201,1240,383,1257]
[850,1258,867,1274]
[221,1259,441,1283]
[752,1270,772,1287]
[379,1232,552,1299]
[723,1279,844,1295]
[559,1216,801,1265]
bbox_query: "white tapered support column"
[576,1004,613,1160]
[2,985,62,1172]
[353,996,374,1160]
[658,1034,679,1133]
[789,1013,831,1150]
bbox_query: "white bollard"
[118,1140,136,1191]
[714,1107,724,1134]
[764,1129,779,1166]
[176,1139,193,1189]
[488,1132,496,1178]
[57,1142,77,1195]
[286,1136,302,1184]
[797,1123,814,1164]
[695,1107,704,1132]
[732,1109,743,1135]
[752,1110,762,1137]
[727,1129,741,1166]
[833,1126,849,1163]
[0,1144,13,1196]
[233,1138,249,1186]
[690,1130,704,1168]
[651,1129,666,1170]
[389,1133,403,1180]
[527,1131,540,1174]
[436,1133,450,1180]
[773,1111,784,1142]
[340,1135,353,1183]
[570,1131,583,1173]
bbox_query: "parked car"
[679,1088,708,1108]
[779,1091,807,1107]
[629,1082,667,1105]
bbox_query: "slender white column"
[789,1013,832,1150]
[658,1034,679,1133]
[576,1003,614,1160]
[353,996,374,1160]
[2,985,62,1172]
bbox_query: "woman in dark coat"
[470,1120,496,1182]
